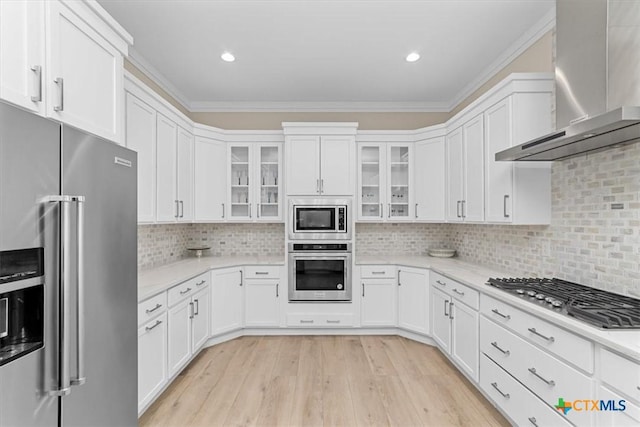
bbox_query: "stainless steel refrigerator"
[0,101,137,426]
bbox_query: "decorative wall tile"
[355,223,451,256]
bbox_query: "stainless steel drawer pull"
[372,271,386,274]
[179,287,192,295]
[528,417,538,426]
[491,382,510,399]
[436,280,446,287]
[491,341,510,356]
[527,327,555,342]
[528,367,556,386]
[145,303,162,314]
[452,288,465,296]
[196,280,206,286]
[145,320,162,332]
[491,309,511,320]
[326,320,341,324]
[300,320,314,324]
[255,272,269,275]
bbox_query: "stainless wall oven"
[288,243,352,301]
[289,199,351,240]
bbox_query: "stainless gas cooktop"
[486,278,640,330]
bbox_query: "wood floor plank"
[400,337,453,376]
[360,335,399,376]
[289,374,323,427]
[400,374,462,426]
[224,336,261,376]
[255,375,297,427]
[319,336,347,376]
[379,336,424,377]
[321,375,357,426]
[375,375,425,426]
[342,336,373,377]
[271,335,302,377]
[187,373,247,427]
[347,374,390,426]
[297,336,323,378]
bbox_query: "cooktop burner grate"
[486,277,640,329]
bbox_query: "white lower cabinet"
[191,286,210,352]
[211,268,244,335]
[597,385,640,427]
[398,268,429,334]
[360,266,397,327]
[430,272,479,381]
[137,311,167,414]
[167,298,191,377]
[244,266,281,327]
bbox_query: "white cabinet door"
[463,114,484,222]
[125,93,156,223]
[256,144,282,221]
[167,298,191,378]
[46,0,122,142]
[244,280,280,327]
[286,136,320,195]
[446,126,464,222]
[451,300,479,381]
[358,144,385,220]
[320,136,354,196]
[361,279,397,327]
[191,286,210,353]
[431,287,451,352]
[597,385,640,427]
[0,0,44,114]
[176,127,193,222]
[156,114,178,222]
[485,98,513,223]
[229,145,252,219]
[211,269,244,335]
[398,269,429,334]
[194,136,227,221]
[387,144,412,220]
[137,312,167,413]
[414,137,445,221]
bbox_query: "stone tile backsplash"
[138,223,194,269]
[355,223,452,256]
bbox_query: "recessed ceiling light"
[221,52,235,62]
[406,52,420,63]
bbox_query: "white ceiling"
[98,0,555,112]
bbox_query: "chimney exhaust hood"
[496,0,640,161]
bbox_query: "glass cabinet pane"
[389,146,409,218]
[259,146,279,218]
[230,146,250,218]
[361,146,381,218]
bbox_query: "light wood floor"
[140,336,509,427]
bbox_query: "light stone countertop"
[358,255,640,361]
[138,255,285,302]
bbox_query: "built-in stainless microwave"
[289,199,351,240]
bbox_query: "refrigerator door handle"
[71,196,86,387]
[45,195,73,397]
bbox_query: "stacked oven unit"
[287,199,353,302]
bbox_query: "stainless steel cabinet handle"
[362,283,365,297]
[528,327,555,342]
[444,300,449,317]
[180,200,184,218]
[491,382,510,399]
[145,303,162,313]
[300,319,314,324]
[276,283,279,298]
[436,280,446,287]
[491,309,511,320]
[53,77,64,111]
[528,417,538,427]
[449,301,454,319]
[175,200,179,218]
[249,203,252,218]
[222,203,225,218]
[316,179,320,194]
[380,203,383,218]
[452,288,465,296]
[196,280,206,287]
[456,201,461,218]
[388,203,391,218]
[239,270,243,286]
[189,302,194,319]
[31,65,42,102]
[491,341,510,356]
[415,203,418,218]
[528,367,556,386]
[72,196,86,387]
[145,320,162,332]
[180,287,192,295]
[320,179,324,194]
[462,200,466,218]
[326,319,341,324]
[194,299,199,316]
[372,271,385,275]
[257,203,260,218]
[503,195,510,218]
[255,272,269,275]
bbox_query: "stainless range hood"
[497,0,640,161]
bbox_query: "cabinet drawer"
[168,272,209,307]
[480,354,572,427]
[600,348,640,402]
[481,294,594,373]
[244,265,281,279]
[480,317,593,426]
[138,293,167,326]
[430,271,452,291]
[286,313,354,327]
[360,266,396,279]
[449,281,479,310]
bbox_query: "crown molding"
[188,101,450,113]
[446,7,555,111]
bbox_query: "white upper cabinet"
[0,0,131,143]
[484,91,553,224]
[125,93,156,223]
[176,127,194,222]
[357,141,414,221]
[414,132,446,221]
[194,135,227,221]
[155,114,178,222]
[446,126,465,222]
[0,0,45,114]
[284,123,357,196]
[228,143,282,221]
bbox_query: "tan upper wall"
[125,30,553,130]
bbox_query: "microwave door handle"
[71,196,86,386]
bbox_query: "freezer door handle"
[71,196,86,386]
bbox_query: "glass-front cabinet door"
[230,145,250,219]
[359,145,383,219]
[258,145,281,220]
[388,144,411,219]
